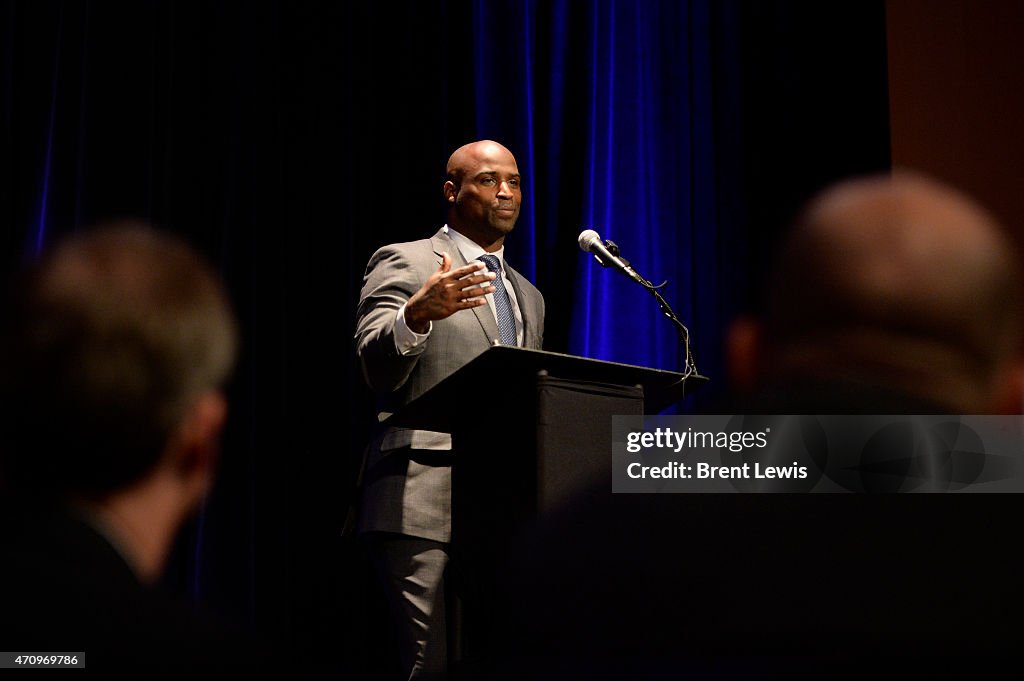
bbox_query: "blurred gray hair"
[1,223,239,494]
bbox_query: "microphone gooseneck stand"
[592,239,700,381]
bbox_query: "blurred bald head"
[740,172,1023,412]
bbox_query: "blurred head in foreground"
[729,172,1024,413]
[0,223,238,580]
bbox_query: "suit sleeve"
[354,245,427,394]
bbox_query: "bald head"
[446,140,515,183]
[443,140,522,251]
[758,172,1023,410]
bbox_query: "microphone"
[578,229,644,284]
[578,230,701,377]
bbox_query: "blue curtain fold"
[471,0,735,403]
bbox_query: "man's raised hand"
[404,252,496,333]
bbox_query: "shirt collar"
[443,224,505,268]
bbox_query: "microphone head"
[578,229,602,253]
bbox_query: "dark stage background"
[0,0,889,674]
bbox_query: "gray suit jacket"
[355,227,545,542]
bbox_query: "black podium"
[387,345,705,523]
[386,346,707,672]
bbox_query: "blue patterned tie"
[478,254,518,346]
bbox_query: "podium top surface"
[386,345,708,431]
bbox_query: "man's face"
[448,143,522,245]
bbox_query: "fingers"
[446,271,496,307]
[458,295,490,309]
[452,272,497,289]
[458,283,497,301]
[446,268,496,298]
[436,251,483,278]
[438,251,453,274]
[410,256,496,323]
[444,260,489,281]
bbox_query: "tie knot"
[478,254,502,273]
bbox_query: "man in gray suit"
[355,140,545,679]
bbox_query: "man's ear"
[726,316,763,398]
[174,391,227,498]
[443,180,457,204]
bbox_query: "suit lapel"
[504,264,532,345]
[430,229,502,345]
